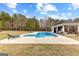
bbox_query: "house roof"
[53,21,79,27]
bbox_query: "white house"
[52,22,79,34]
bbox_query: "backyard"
[0,3,79,56]
[0,31,79,56]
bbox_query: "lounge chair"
[7,34,19,39]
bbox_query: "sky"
[0,3,79,20]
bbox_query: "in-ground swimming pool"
[22,32,57,38]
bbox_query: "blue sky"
[0,3,79,20]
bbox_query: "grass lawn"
[0,34,7,40]
[0,31,28,40]
[0,44,79,56]
[0,31,79,56]
[64,34,79,41]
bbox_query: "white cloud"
[6,3,17,9]
[36,3,43,11]
[12,9,18,13]
[61,12,72,16]
[45,4,58,12]
[23,10,27,13]
[39,11,47,14]
[48,15,59,19]
[59,16,68,20]
[26,15,30,18]
[67,12,72,16]
[48,15,68,20]
[68,7,72,10]
[36,17,44,20]
[71,3,79,10]
[61,13,65,16]
[36,3,58,14]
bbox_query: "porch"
[52,23,79,34]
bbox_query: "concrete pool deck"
[0,35,79,44]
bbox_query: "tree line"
[0,11,39,31]
[0,11,79,31]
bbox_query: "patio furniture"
[7,34,19,39]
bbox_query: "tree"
[0,11,11,21]
[11,14,27,30]
[43,17,57,31]
[39,19,44,30]
[74,18,79,22]
[26,16,40,31]
[0,11,11,30]
[17,14,27,31]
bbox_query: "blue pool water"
[23,32,57,38]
